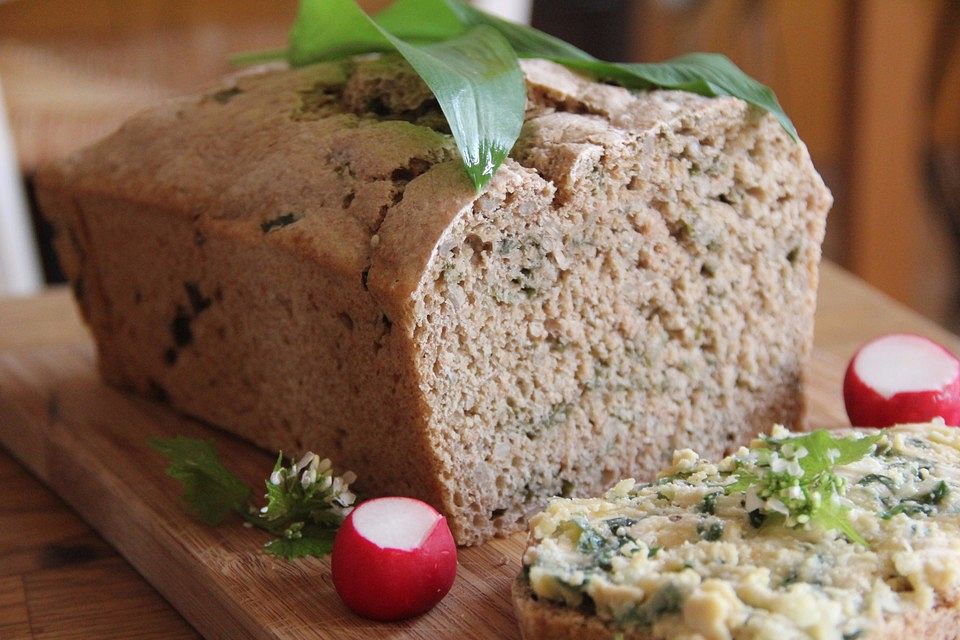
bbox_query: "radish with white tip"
[843,333,960,427]
[331,496,457,621]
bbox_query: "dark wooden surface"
[0,450,198,639]
[0,287,197,639]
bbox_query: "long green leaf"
[559,55,797,140]
[374,0,466,41]
[288,0,395,65]
[366,1,797,140]
[241,0,798,186]
[440,0,593,60]
[391,28,524,187]
[289,0,524,189]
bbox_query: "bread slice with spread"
[514,422,960,639]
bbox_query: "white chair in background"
[0,75,43,297]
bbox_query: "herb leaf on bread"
[235,0,798,189]
[389,0,799,140]
[288,0,524,189]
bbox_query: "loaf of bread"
[37,55,830,545]
[513,423,960,639]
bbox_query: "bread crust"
[513,575,646,640]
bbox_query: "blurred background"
[0,0,958,331]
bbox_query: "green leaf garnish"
[724,429,882,545]
[149,436,251,525]
[253,452,356,535]
[235,0,797,189]
[287,0,524,189]
[150,437,356,559]
[263,529,337,560]
[568,55,796,141]
[391,27,525,188]
[811,496,868,547]
[374,0,467,42]
[417,1,799,140]
[786,429,882,474]
[723,469,759,496]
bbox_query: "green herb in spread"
[881,479,950,519]
[233,0,796,190]
[696,519,724,541]
[630,583,683,626]
[724,429,882,545]
[149,437,356,559]
[522,424,960,638]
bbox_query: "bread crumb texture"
[36,55,831,545]
[518,423,960,640]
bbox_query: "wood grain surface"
[1,262,959,639]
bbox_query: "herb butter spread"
[521,423,960,639]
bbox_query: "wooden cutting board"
[0,341,847,639]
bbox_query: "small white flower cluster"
[768,444,807,478]
[269,452,358,517]
[735,440,834,528]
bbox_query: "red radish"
[843,333,960,427]
[331,497,457,621]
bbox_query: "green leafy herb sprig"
[724,429,882,546]
[149,437,357,559]
[232,0,797,190]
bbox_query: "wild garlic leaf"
[559,55,797,141]
[288,0,394,64]
[369,0,798,140]
[232,0,465,66]
[374,0,466,42]
[264,525,337,560]
[288,0,525,190]
[242,0,798,187]
[393,27,524,187]
[148,436,251,525]
[439,0,592,61]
